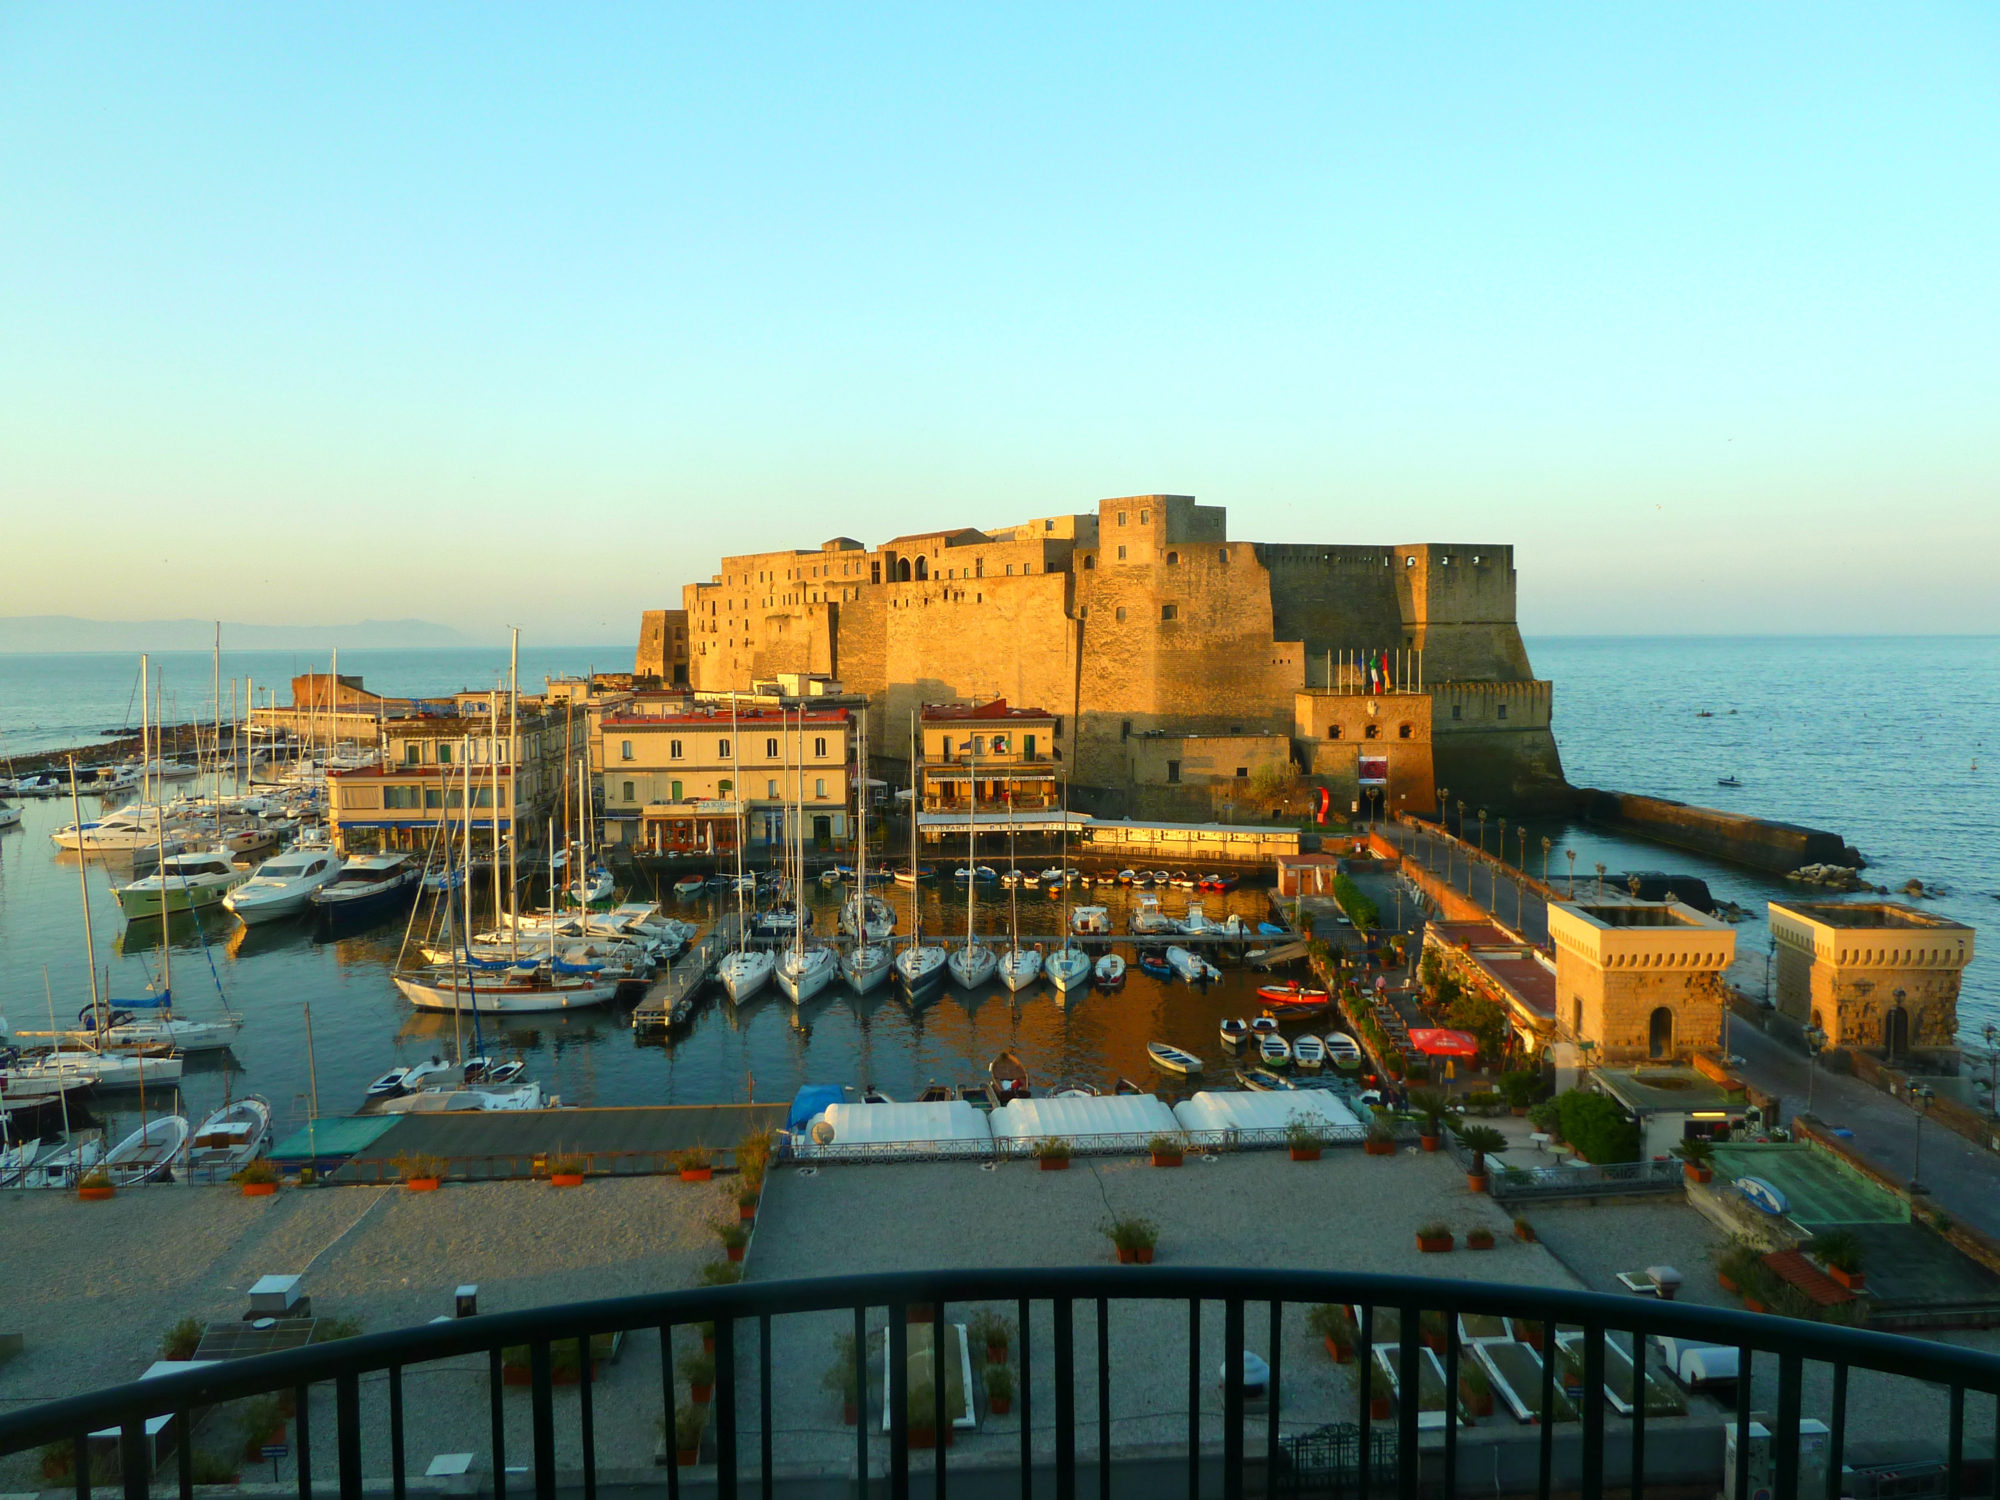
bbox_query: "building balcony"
[8,1263,1984,1500]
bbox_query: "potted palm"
[1514,1318,1546,1353]
[239,1396,286,1462]
[234,1160,281,1197]
[717,1221,749,1263]
[970,1310,1012,1365]
[1034,1138,1072,1172]
[77,1165,115,1202]
[1466,1227,1495,1251]
[1454,1125,1507,1192]
[1672,1137,1716,1184]
[1499,1070,1541,1116]
[1419,1310,1448,1352]
[984,1362,1014,1416]
[822,1334,860,1425]
[1362,1118,1397,1157]
[1147,1134,1184,1168]
[548,1154,588,1188]
[1104,1215,1159,1264]
[1415,1222,1454,1254]
[1408,1089,1451,1152]
[1305,1303,1355,1363]
[736,1127,774,1189]
[676,1146,714,1183]
[672,1402,705,1466]
[1810,1230,1866,1291]
[679,1348,716,1405]
[1285,1117,1326,1162]
[699,1261,740,1288]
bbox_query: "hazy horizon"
[5,6,1996,639]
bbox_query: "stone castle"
[638,495,1567,818]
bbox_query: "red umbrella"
[1406,1028,1480,1058]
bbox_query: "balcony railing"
[3,1268,1994,1500]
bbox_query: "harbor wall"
[1570,788,1859,875]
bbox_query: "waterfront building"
[598,703,852,853]
[661,495,1566,817]
[1546,899,1737,1064]
[1768,900,1974,1058]
[918,700,1060,816]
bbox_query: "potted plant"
[1363,1119,1397,1157]
[1033,1138,1072,1172]
[1367,1364,1393,1421]
[906,1382,952,1449]
[1285,1117,1326,1162]
[234,1159,281,1197]
[393,1153,446,1191]
[1466,1227,1495,1251]
[698,1261,740,1288]
[548,1154,588,1188]
[736,1127,774,1191]
[1671,1136,1716,1184]
[1512,1216,1536,1243]
[718,1221,749,1263]
[679,1348,716,1405]
[1147,1134,1184,1168]
[698,1320,717,1355]
[1416,1222,1455,1254]
[1454,1125,1507,1193]
[161,1316,204,1361]
[984,1362,1014,1416]
[240,1396,286,1462]
[676,1146,714,1183]
[672,1402,705,1466]
[1418,1310,1448,1352]
[737,1187,760,1222]
[1715,1242,1759,1295]
[1104,1215,1160,1264]
[1458,1359,1494,1420]
[1305,1303,1355,1363]
[1407,1089,1451,1152]
[77,1165,115,1201]
[822,1334,860,1425]
[970,1309,1012,1365]
[1514,1318,1545,1353]
[1499,1070,1542,1116]
[1810,1230,1866,1291]
[39,1442,75,1482]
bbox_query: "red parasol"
[1406,1028,1480,1058]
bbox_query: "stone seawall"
[1571,788,1859,875]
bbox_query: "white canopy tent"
[1172,1090,1364,1148]
[988,1095,1184,1156]
[792,1100,995,1162]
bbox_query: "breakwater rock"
[1572,787,1863,877]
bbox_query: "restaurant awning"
[1406,1028,1480,1058]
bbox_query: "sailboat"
[894,711,948,1001]
[776,707,838,1004]
[1045,774,1091,995]
[717,694,775,1003]
[996,793,1041,991]
[946,725,997,990]
[841,715,892,994]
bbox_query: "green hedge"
[1331,874,1379,931]
[1552,1090,1641,1164]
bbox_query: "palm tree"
[1407,1088,1452,1142]
[1455,1124,1509,1181]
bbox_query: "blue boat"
[1138,951,1173,979]
[1257,921,1289,937]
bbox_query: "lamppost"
[1566,848,1576,898]
[1908,1082,1936,1194]
[1496,817,1508,910]
[1456,801,1468,890]
[1986,1024,1999,1119]
[1803,1024,1826,1121]
[1594,861,1606,899]
[1541,834,1551,886]
[1436,787,1449,879]
[1477,808,1487,857]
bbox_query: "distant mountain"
[0,616,473,653]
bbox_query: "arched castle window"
[1166,551,1179,566]
[914,557,928,581]
[1329,725,1342,739]
[1083,556,1095,570]
[1398,724,1412,739]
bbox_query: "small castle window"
[1405,556,1416,567]
[1121,720,1132,740]
[1235,766,1248,779]
[1161,604,1177,621]
[1118,511,1127,525]
[1006,564,1014,576]
[1139,510,1149,524]
[1166,551,1179,566]
[1497,703,1508,720]
[1117,545,1127,561]
[1329,725,1342,739]
[1364,725,1380,740]
[1115,606,1127,622]
[1083,555,1095,570]
[1165,759,1180,783]
[1451,704,1462,720]
[1398,724,1412,739]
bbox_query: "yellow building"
[1768,900,1974,1058]
[1546,900,1736,1063]
[600,704,852,852]
[918,700,1061,818]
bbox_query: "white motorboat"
[1166,946,1222,983]
[1146,1041,1203,1076]
[840,893,897,940]
[1046,943,1091,993]
[0,801,21,830]
[949,941,998,989]
[309,854,421,915]
[775,944,839,1004]
[5,1135,105,1189]
[1292,1034,1327,1071]
[672,875,706,899]
[114,848,246,918]
[104,1114,191,1185]
[571,866,614,905]
[1093,953,1126,986]
[718,948,776,1003]
[1070,905,1112,936]
[998,946,1043,992]
[1258,1034,1293,1068]
[375,1082,543,1114]
[393,963,619,1013]
[1130,896,1180,934]
[186,1096,273,1178]
[50,803,176,854]
[841,942,893,994]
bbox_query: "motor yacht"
[114,848,246,919]
[224,844,342,923]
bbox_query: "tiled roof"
[919,699,1053,722]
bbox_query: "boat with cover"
[1093,953,1126,986]
[114,848,245,918]
[1137,950,1172,979]
[186,1095,272,1177]
[1146,1041,1202,1075]
[104,1114,190,1185]
[1292,1034,1327,1071]
[1166,946,1222,983]
[63,999,242,1053]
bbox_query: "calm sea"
[0,636,1991,1150]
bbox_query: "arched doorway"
[1884,1005,1910,1059]
[914,556,928,581]
[896,558,911,582]
[1648,1006,1674,1060]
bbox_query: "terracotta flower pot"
[703,1335,716,1354]
[1511,1105,1529,1117]
[842,1402,859,1426]
[1514,1223,1536,1242]
[1683,1164,1712,1184]
[406,1178,441,1192]
[1467,1235,1494,1252]
[726,1244,745,1263]
[906,1305,934,1325]
[1151,1151,1183,1168]
[1829,1265,1865,1291]
[989,1394,1012,1415]
[1369,1395,1392,1421]
[738,1202,758,1221]
[1744,1298,1767,1316]
[242,1182,278,1197]
[1290,1146,1322,1162]
[676,1448,699,1467]
[78,1185,115,1201]
[1417,1233,1454,1254]
[244,1425,285,1461]
[907,1427,954,1450]
[42,1454,72,1481]
[1039,1156,1069,1171]
[986,1342,1008,1365]
[551,1173,584,1188]
[1716,1272,1738,1293]
[1324,1337,1352,1364]
[1460,1383,1494,1419]
[1466,1172,1489,1193]
[1364,1140,1395,1157]
[680,1167,713,1183]
[1420,1135,1440,1153]
[690,1381,713,1405]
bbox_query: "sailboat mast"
[731,693,746,953]
[853,714,866,945]
[67,760,104,1028]
[139,653,149,806]
[211,622,222,810]
[908,711,921,950]
[966,730,976,949]
[507,629,520,962]
[793,706,804,963]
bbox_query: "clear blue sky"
[3,5,1996,643]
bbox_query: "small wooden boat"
[1257,981,1329,1004]
[1258,1034,1292,1068]
[1117,869,1136,885]
[1249,1015,1280,1036]
[1137,950,1173,979]
[1236,1067,1295,1092]
[1257,921,1288,937]
[1292,1035,1327,1071]
[1219,1017,1249,1048]
[672,876,706,899]
[187,1095,274,1175]
[917,1083,955,1103]
[366,1067,411,1099]
[1146,1041,1202,1076]
[1094,953,1127,986]
[104,1114,191,1186]
[1260,994,1330,1019]
[1197,872,1237,892]
[1717,776,1743,788]
[1113,1076,1146,1095]
[1324,1033,1365,1071]
[893,865,935,887]
[861,1086,896,1104]
[990,1049,1032,1103]
[1052,1081,1101,1098]
[1169,870,1196,889]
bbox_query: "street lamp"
[1985,1024,1999,1119]
[1908,1082,1936,1194]
[1477,808,1487,857]
[1566,847,1576,898]
[1457,801,1468,889]
[1436,787,1449,878]
[1594,861,1606,899]
[1803,1024,1826,1121]
[1541,834,1551,886]
[1496,817,1508,909]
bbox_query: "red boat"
[1256,981,1330,1012]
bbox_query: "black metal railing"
[3,1268,1995,1500]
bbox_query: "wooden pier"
[632,911,741,1031]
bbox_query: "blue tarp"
[551,959,602,975]
[789,1084,845,1131]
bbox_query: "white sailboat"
[841,715,892,995]
[997,794,1041,992]
[946,727,997,990]
[1045,777,1091,995]
[894,711,948,1000]
[775,707,838,1004]
[716,694,775,1003]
